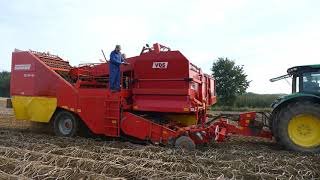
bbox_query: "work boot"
[110,89,118,93]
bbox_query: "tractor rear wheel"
[53,110,78,137]
[277,101,320,152]
[175,136,196,150]
[271,110,284,145]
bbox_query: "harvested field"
[0,98,319,179]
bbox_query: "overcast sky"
[1,0,319,94]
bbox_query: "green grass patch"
[212,92,286,112]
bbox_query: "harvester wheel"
[277,101,320,152]
[78,121,94,138]
[53,110,78,137]
[175,136,196,150]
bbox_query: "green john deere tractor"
[270,65,320,152]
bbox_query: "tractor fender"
[271,93,320,120]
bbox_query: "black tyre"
[277,101,320,153]
[271,109,284,145]
[53,110,78,137]
[6,98,12,108]
[175,136,196,150]
[78,120,94,138]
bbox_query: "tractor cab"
[271,64,320,94]
[288,65,320,94]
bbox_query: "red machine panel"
[131,49,214,113]
[11,51,78,110]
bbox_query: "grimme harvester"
[9,43,277,150]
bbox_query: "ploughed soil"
[0,98,319,179]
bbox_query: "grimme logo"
[14,64,31,71]
[152,62,168,69]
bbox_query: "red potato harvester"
[10,43,272,149]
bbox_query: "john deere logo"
[152,62,168,69]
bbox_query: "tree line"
[0,71,10,97]
[211,57,281,108]
[234,92,282,108]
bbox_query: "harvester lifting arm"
[211,112,273,141]
[140,44,152,55]
[101,49,108,62]
[269,74,291,82]
[140,43,171,55]
[158,44,171,51]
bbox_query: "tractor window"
[302,72,320,93]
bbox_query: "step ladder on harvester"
[104,97,121,137]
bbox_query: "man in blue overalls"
[109,45,125,92]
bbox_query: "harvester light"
[195,132,203,140]
[214,126,220,141]
[191,83,197,90]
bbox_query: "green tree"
[211,58,250,106]
[0,71,11,97]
